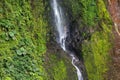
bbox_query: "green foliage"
[82,0,112,80]
[0,0,48,80]
[80,0,98,26]
[65,0,97,26]
[64,0,112,79]
[45,54,67,80]
[53,61,67,80]
[0,0,113,80]
[44,50,78,80]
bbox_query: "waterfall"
[71,54,83,80]
[50,0,83,80]
[51,0,67,51]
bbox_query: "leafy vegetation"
[0,0,48,79]
[65,0,97,26]
[44,52,78,80]
[45,54,67,80]
[0,0,113,80]
[64,0,112,79]
[82,0,112,80]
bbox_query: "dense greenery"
[44,50,78,80]
[82,0,112,80]
[0,0,47,80]
[67,0,97,26]
[45,54,67,80]
[65,0,112,80]
[0,0,113,80]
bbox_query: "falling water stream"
[50,0,83,80]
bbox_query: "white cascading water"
[51,0,83,80]
[52,0,67,51]
[71,54,83,80]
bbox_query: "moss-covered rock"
[60,0,112,80]
[82,0,113,80]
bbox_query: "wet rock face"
[65,20,91,60]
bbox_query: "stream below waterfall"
[50,0,83,80]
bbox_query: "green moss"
[44,49,79,80]
[82,0,112,80]
[53,60,67,80]
[45,54,68,80]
